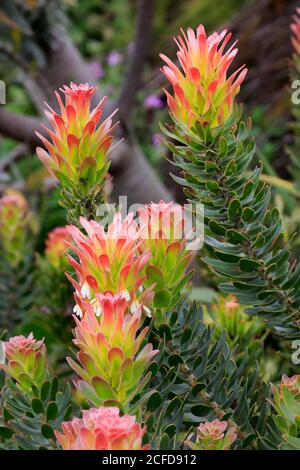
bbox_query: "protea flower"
[0,333,46,392]
[36,83,119,223]
[160,25,247,130]
[45,226,72,270]
[271,374,300,449]
[66,213,153,318]
[204,295,265,346]
[55,406,148,450]
[187,419,237,450]
[0,190,36,268]
[67,292,158,408]
[291,8,300,55]
[138,201,194,321]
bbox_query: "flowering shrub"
[1,9,300,453]
[36,83,118,224]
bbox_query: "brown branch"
[0,108,43,146]
[117,0,156,122]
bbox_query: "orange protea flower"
[1,333,46,392]
[55,407,149,450]
[67,293,158,407]
[45,226,72,270]
[138,201,194,318]
[291,8,300,55]
[66,213,153,318]
[160,25,247,130]
[36,82,118,193]
[0,190,36,267]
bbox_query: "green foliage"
[0,252,36,333]
[162,108,300,339]
[0,377,72,449]
[141,302,275,450]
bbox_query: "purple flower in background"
[107,51,123,66]
[144,94,164,110]
[152,133,162,146]
[88,61,104,80]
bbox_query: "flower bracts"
[160,25,247,131]
[36,83,119,224]
[162,23,300,338]
[55,406,148,450]
[67,293,158,409]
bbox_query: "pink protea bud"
[189,419,237,450]
[36,83,118,191]
[138,201,194,319]
[55,406,148,450]
[160,25,247,130]
[67,293,158,407]
[45,226,72,270]
[279,374,300,398]
[291,8,300,55]
[224,296,240,311]
[271,374,300,445]
[66,213,153,317]
[0,190,36,267]
[1,333,46,391]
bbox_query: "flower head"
[36,83,118,191]
[279,374,300,398]
[138,201,194,320]
[271,374,300,447]
[55,406,148,450]
[187,419,237,450]
[68,292,158,406]
[0,190,35,267]
[160,25,247,130]
[66,213,153,317]
[1,333,46,391]
[291,8,300,55]
[45,226,72,270]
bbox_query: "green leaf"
[168,354,183,366]
[146,266,164,290]
[91,377,118,401]
[154,289,172,308]
[239,259,261,272]
[241,207,255,223]
[159,433,171,450]
[225,159,237,176]
[228,199,242,221]
[0,426,13,439]
[31,398,44,414]
[46,402,58,422]
[41,424,55,439]
[40,381,51,401]
[147,392,162,412]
